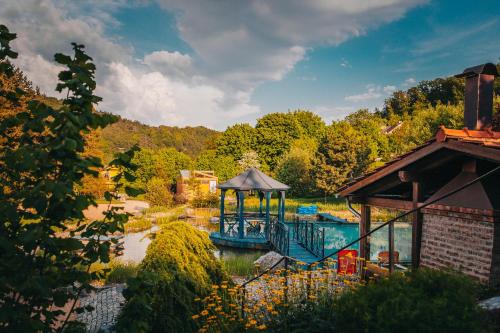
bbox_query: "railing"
[269,219,290,256]
[293,220,325,258]
[221,213,278,239]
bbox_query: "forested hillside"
[101,118,220,161]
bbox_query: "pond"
[119,218,267,264]
[321,222,412,262]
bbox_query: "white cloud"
[383,85,396,93]
[402,77,416,87]
[340,58,352,68]
[345,84,397,103]
[98,62,259,129]
[1,0,426,128]
[142,51,193,78]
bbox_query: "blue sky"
[1,0,499,129]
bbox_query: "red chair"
[338,249,358,274]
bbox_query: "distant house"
[176,170,218,200]
[381,121,403,134]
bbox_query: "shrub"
[333,269,490,333]
[116,222,228,332]
[124,217,152,233]
[191,192,220,208]
[145,177,173,207]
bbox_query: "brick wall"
[420,209,498,284]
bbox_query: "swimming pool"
[320,222,412,262]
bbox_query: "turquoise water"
[321,222,412,262]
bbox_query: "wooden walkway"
[288,237,320,264]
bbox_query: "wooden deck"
[288,237,320,264]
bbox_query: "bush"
[333,269,490,333]
[116,222,228,332]
[145,177,173,207]
[124,217,153,233]
[191,192,220,208]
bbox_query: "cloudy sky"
[1,0,499,129]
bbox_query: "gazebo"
[209,168,290,249]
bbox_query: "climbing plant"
[0,25,141,331]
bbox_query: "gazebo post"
[265,191,271,236]
[238,191,245,239]
[281,191,286,223]
[219,189,226,235]
[258,191,264,217]
[277,191,283,223]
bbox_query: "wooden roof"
[338,126,500,197]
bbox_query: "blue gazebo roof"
[218,168,290,191]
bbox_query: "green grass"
[106,260,139,284]
[222,252,262,277]
[124,217,153,233]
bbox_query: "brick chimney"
[455,63,498,130]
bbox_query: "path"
[78,284,125,333]
[84,200,149,220]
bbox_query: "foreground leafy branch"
[0,24,141,331]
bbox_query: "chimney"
[455,63,498,130]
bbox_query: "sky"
[1,0,499,130]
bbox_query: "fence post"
[241,286,246,319]
[389,221,395,273]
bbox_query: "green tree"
[290,109,326,141]
[255,112,303,170]
[238,150,261,171]
[132,147,192,189]
[145,177,174,207]
[276,138,317,196]
[195,149,237,181]
[0,25,141,331]
[346,109,390,167]
[215,123,256,161]
[313,121,368,195]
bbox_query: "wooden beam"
[398,170,417,183]
[412,181,423,269]
[444,141,500,163]
[359,196,414,210]
[339,141,444,196]
[360,205,371,265]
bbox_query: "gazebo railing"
[221,213,275,239]
[293,220,325,258]
[269,218,290,256]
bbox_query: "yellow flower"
[258,324,267,330]
[201,310,209,316]
[191,314,200,320]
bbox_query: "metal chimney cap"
[455,63,498,78]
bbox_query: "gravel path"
[78,284,126,333]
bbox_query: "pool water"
[321,222,412,262]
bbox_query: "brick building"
[339,63,500,285]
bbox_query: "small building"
[100,166,120,189]
[176,170,218,200]
[339,63,500,285]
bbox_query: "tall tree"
[215,123,256,161]
[313,122,368,195]
[255,112,303,170]
[195,149,238,181]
